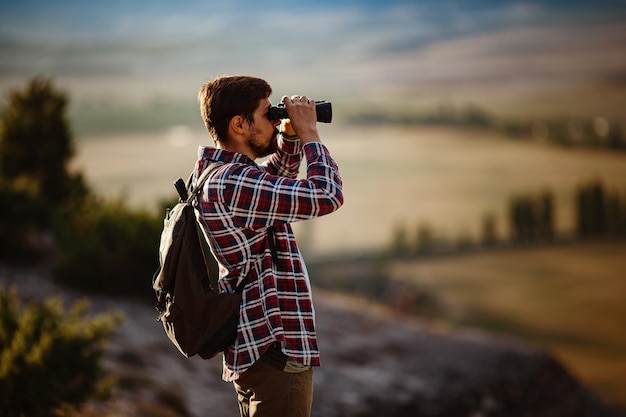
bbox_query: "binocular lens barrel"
[268,100,332,123]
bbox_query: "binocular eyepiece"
[268,100,332,123]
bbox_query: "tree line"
[389,181,626,257]
[349,105,626,152]
[509,182,626,244]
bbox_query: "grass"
[387,240,626,407]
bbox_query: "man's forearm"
[264,136,303,178]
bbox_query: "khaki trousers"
[233,359,313,417]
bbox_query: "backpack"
[152,162,241,359]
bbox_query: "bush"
[53,198,163,299]
[0,287,122,417]
[0,180,49,258]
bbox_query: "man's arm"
[216,142,343,230]
[263,135,302,179]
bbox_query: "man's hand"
[281,95,321,144]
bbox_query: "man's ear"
[230,115,247,136]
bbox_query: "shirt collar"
[197,145,256,166]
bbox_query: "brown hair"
[198,75,272,142]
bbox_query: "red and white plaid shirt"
[193,137,343,381]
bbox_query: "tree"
[0,287,122,417]
[0,76,87,207]
[0,76,88,257]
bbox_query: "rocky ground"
[1,264,623,417]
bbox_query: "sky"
[1,0,625,134]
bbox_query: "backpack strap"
[188,161,225,203]
[190,161,278,294]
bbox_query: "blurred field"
[388,241,626,406]
[74,125,626,254]
[73,124,626,403]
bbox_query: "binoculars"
[267,100,332,123]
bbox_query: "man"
[194,75,343,416]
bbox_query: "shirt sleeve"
[262,135,302,179]
[215,142,343,230]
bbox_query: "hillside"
[1,263,621,417]
[309,240,626,409]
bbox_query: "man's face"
[246,97,280,159]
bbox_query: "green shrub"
[0,287,122,417]
[53,198,162,299]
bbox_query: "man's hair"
[198,75,272,142]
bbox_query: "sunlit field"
[388,241,626,406]
[75,125,626,254]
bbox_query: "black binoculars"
[267,100,332,123]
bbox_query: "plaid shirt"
[192,137,343,381]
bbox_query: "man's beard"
[247,127,279,158]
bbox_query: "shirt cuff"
[279,134,301,155]
[280,132,299,141]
